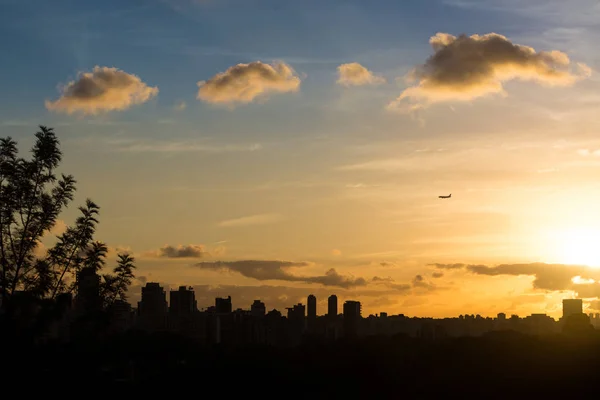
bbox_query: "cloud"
[372,274,437,292]
[412,274,437,290]
[197,61,301,105]
[577,149,600,157]
[46,66,159,115]
[429,263,469,269]
[337,62,385,86]
[155,244,208,258]
[105,138,262,153]
[174,100,187,111]
[217,213,284,228]
[432,271,444,279]
[195,260,368,289]
[433,261,600,294]
[331,249,342,256]
[387,32,591,112]
[380,262,398,268]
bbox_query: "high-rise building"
[216,296,232,314]
[307,294,317,332]
[343,300,362,338]
[251,300,266,317]
[138,283,168,317]
[287,303,306,320]
[75,267,101,312]
[563,299,583,319]
[307,294,317,319]
[137,282,168,331]
[170,286,198,316]
[328,295,337,317]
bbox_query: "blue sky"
[2,0,600,317]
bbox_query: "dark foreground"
[4,330,600,397]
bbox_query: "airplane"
[438,194,451,199]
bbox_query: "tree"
[0,126,135,309]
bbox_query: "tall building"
[138,283,168,317]
[307,294,317,318]
[75,267,101,312]
[563,299,583,319]
[328,295,337,317]
[307,294,317,332]
[251,300,266,317]
[216,296,232,313]
[343,300,362,338]
[170,286,198,316]
[287,303,306,344]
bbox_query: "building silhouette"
[137,282,168,331]
[251,300,266,317]
[563,299,583,319]
[216,296,232,314]
[75,267,101,313]
[169,286,197,316]
[343,300,362,338]
[328,295,337,317]
[307,294,317,332]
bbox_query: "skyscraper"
[343,300,362,338]
[251,300,266,317]
[216,296,232,313]
[75,267,101,313]
[563,298,583,319]
[307,294,317,332]
[170,286,198,316]
[328,295,337,317]
[137,282,168,331]
[138,283,168,317]
[307,294,317,318]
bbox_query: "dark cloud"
[465,263,590,291]
[430,263,470,270]
[380,262,398,268]
[194,260,367,289]
[155,244,208,258]
[372,275,436,292]
[197,61,301,105]
[46,66,159,115]
[372,276,395,283]
[432,271,444,279]
[412,274,437,291]
[388,32,591,111]
[433,261,600,295]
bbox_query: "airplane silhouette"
[438,194,451,199]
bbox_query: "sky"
[2,0,600,318]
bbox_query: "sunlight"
[552,228,600,268]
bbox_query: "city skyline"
[3,0,600,318]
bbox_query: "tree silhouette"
[0,126,135,309]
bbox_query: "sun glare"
[552,228,600,268]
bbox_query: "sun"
[552,228,600,268]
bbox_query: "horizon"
[3,0,600,319]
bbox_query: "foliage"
[0,126,135,308]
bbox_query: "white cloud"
[46,66,159,115]
[337,62,385,86]
[197,61,301,105]
[217,213,285,227]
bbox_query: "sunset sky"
[2,0,600,318]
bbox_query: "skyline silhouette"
[3,1,600,393]
[3,0,600,320]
